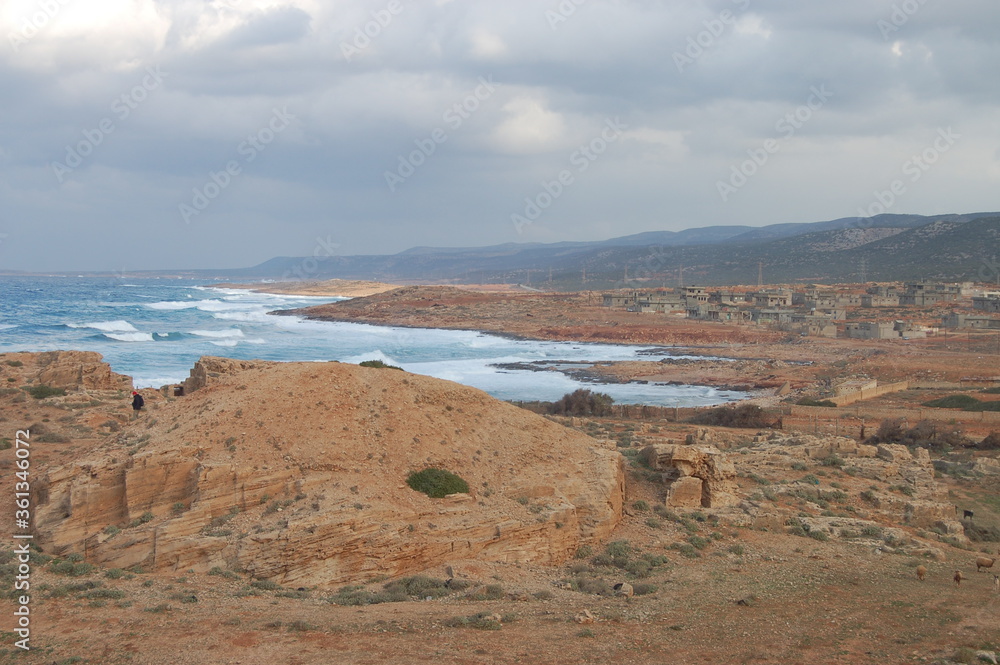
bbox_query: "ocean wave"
[209,339,240,347]
[146,300,200,310]
[68,320,138,333]
[211,310,272,322]
[342,350,402,366]
[190,328,245,339]
[0,324,17,331]
[104,332,155,342]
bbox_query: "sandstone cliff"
[1,350,132,391]
[33,357,623,586]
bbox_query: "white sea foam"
[104,332,155,342]
[190,329,245,339]
[146,300,201,310]
[209,339,240,347]
[0,324,17,331]
[69,320,138,333]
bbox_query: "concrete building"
[844,321,898,340]
[862,294,900,307]
[943,313,1000,329]
[752,290,792,308]
[973,295,1000,313]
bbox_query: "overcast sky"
[1,0,998,271]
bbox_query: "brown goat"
[915,565,927,581]
[954,570,964,585]
[976,557,996,572]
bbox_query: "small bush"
[632,500,649,512]
[690,404,775,429]
[359,360,403,370]
[384,575,450,599]
[796,398,838,407]
[548,389,615,417]
[923,395,982,409]
[820,455,845,468]
[574,545,594,560]
[28,385,66,399]
[406,468,469,498]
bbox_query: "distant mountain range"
[61,212,1000,288]
[204,212,998,288]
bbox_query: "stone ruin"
[640,444,739,509]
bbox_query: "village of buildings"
[602,282,1000,339]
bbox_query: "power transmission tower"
[757,261,763,288]
[859,257,868,284]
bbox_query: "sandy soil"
[214,278,402,297]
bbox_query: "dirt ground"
[5,461,1000,665]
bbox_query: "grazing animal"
[954,570,964,586]
[976,556,996,572]
[994,575,999,593]
[963,509,975,520]
[915,565,927,581]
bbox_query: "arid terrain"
[2,286,1000,665]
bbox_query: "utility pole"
[758,261,763,288]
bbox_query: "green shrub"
[922,395,982,409]
[28,385,66,399]
[359,360,403,370]
[574,545,593,560]
[406,468,469,498]
[632,500,649,512]
[548,389,614,417]
[820,455,845,468]
[690,404,775,428]
[384,575,450,599]
[796,398,838,407]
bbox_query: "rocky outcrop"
[1,350,132,391]
[181,356,266,394]
[33,358,624,586]
[641,444,738,508]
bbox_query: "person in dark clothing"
[131,391,145,418]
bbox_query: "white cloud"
[490,97,568,154]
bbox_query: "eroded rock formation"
[641,443,739,508]
[33,358,624,586]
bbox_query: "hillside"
[30,356,624,585]
[185,212,996,287]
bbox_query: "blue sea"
[0,276,746,406]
